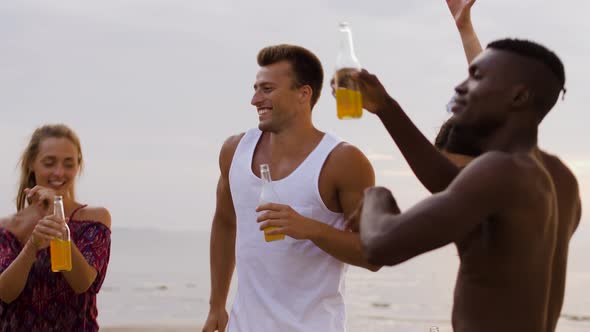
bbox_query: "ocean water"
[98,227,590,331]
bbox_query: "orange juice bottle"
[50,196,72,272]
[335,22,363,119]
[259,164,284,242]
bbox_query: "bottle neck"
[339,29,355,55]
[53,201,71,241]
[54,202,65,220]
[261,170,272,183]
[337,26,360,68]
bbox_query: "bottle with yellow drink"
[335,22,362,119]
[50,195,72,272]
[259,164,284,242]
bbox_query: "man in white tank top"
[202,44,379,332]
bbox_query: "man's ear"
[512,85,532,109]
[299,85,312,104]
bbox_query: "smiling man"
[202,44,378,332]
[349,39,579,332]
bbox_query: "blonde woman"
[0,124,111,331]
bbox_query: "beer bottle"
[50,196,72,272]
[335,22,363,119]
[259,164,285,242]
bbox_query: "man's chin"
[448,117,506,156]
[258,122,276,133]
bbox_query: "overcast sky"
[1,0,589,232]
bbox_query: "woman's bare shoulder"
[76,206,112,229]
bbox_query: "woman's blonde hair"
[16,124,83,211]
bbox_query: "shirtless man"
[444,3,581,330]
[352,38,579,331]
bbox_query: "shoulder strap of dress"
[69,204,88,220]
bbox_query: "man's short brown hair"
[257,44,324,110]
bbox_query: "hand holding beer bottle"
[258,164,285,242]
[334,22,363,119]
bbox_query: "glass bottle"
[50,196,72,272]
[259,164,284,242]
[335,21,363,119]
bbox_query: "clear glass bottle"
[259,164,284,242]
[50,196,72,272]
[335,21,363,119]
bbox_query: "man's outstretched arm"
[360,153,522,266]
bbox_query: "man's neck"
[482,118,538,155]
[266,122,322,158]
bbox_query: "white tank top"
[227,128,348,332]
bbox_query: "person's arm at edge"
[203,134,241,332]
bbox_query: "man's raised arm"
[351,70,460,193]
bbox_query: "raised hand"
[446,0,477,29]
[331,69,395,116]
[351,69,395,115]
[24,185,57,215]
